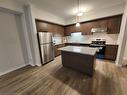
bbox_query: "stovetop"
[90,40,106,47]
[90,44,106,47]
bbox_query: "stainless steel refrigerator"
[37,32,54,64]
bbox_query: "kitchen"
[36,15,121,61]
[0,0,127,95]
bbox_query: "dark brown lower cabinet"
[54,44,65,57]
[105,45,118,61]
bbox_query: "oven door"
[89,45,105,59]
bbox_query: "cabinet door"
[36,22,49,32]
[47,23,53,32]
[92,21,100,28]
[82,22,93,35]
[36,20,64,37]
[97,19,108,28]
[52,24,58,37]
[64,25,76,36]
[53,25,64,37]
[64,27,70,36]
[57,26,64,37]
[69,25,76,33]
[54,45,59,57]
[107,16,122,34]
[75,24,83,32]
[105,45,118,61]
[54,44,65,57]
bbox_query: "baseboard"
[0,64,28,76]
[0,60,37,76]
[116,63,122,67]
[28,60,35,66]
[36,63,42,67]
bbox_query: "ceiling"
[18,0,125,19]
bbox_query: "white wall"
[123,2,127,51]
[65,3,125,25]
[30,3,65,25]
[23,6,35,66]
[0,11,26,76]
[0,0,23,13]
[24,3,66,66]
[23,4,41,66]
[116,3,127,65]
[124,42,127,60]
[0,0,35,69]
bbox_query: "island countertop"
[59,46,97,56]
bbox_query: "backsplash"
[66,33,119,45]
[53,37,66,45]
[53,33,119,45]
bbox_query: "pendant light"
[76,16,80,27]
[76,22,80,27]
[76,0,82,27]
[77,0,83,17]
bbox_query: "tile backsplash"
[53,33,119,45]
[66,33,119,44]
[53,37,66,45]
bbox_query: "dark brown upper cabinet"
[107,15,122,34]
[82,22,94,35]
[75,25,83,32]
[64,25,76,36]
[98,19,108,28]
[53,25,64,37]
[64,15,122,36]
[36,22,49,32]
[35,20,64,37]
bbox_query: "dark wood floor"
[0,56,127,95]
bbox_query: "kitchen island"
[59,46,97,77]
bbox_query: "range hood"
[71,32,82,36]
[91,28,107,33]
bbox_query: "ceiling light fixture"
[77,12,83,16]
[76,22,80,27]
[76,0,81,27]
[77,0,83,17]
[76,15,80,27]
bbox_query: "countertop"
[65,42,91,44]
[54,42,118,46]
[59,46,97,56]
[65,42,118,45]
[54,43,65,46]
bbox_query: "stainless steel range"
[89,39,106,59]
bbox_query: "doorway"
[0,9,29,75]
